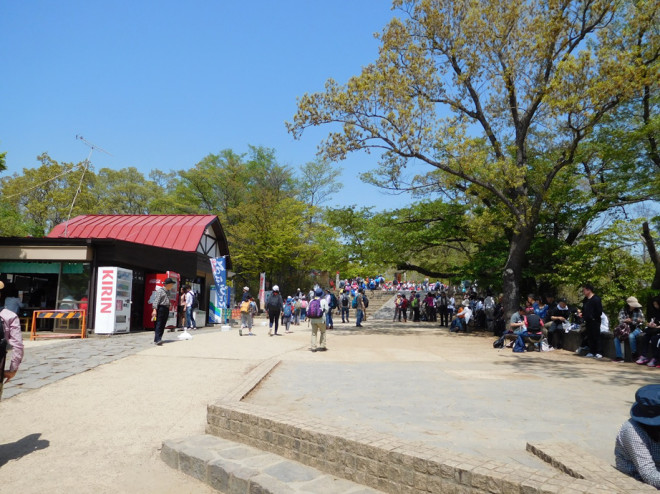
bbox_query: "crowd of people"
[237,284,370,352]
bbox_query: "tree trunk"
[502,228,534,320]
[642,222,660,290]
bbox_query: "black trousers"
[269,310,281,333]
[585,319,600,355]
[438,307,449,326]
[154,305,169,343]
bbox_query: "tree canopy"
[289,0,660,313]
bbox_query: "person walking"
[266,285,283,336]
[151,277,175,346]
[183,285,197,331]
[340,289,350,323]
[581,283,603,358]
[356,288,366,328]
[1,281,24,400]
[308,288,328,352]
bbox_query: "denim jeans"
[614,328,642,359]
[341,307,350,322]
[450,318,465,332]
[185,307,196,329]
[356,309,364,326]
[326,309,334,328]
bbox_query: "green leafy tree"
[95,167,158,214]
[0,153,97,235]
[289,0,657,315]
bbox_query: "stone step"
[161,434,382,494]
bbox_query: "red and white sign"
[95,267,133,334]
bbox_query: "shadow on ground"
[0,433,50,467]
[495,354,660,386]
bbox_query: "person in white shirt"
[184,285,197,330]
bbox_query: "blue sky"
[0,1,417,210]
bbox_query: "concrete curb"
[161,434,381,494]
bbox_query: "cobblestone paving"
[3,329,214,400]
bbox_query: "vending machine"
[94,266,133,334]
[143,272,180,329]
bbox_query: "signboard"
[95,266,133,334]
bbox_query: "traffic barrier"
[30,309,87,340]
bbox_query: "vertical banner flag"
[259,272,266,309]
[210,257,227,319]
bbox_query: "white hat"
[626,296,642,308]
[243,286,249,291]
[273,285,280,292]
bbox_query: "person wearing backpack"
[239,296,257,336]
[183,285,198,331]
[0,281,24,400]
[340,289,350,323]
[326,289,337,329]
[266,285,284,336]
[308,288,328,351]
[293,297,302,325]
[356,288,367,327]
[282,297,294,333]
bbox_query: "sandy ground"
[1,319,656,493]
[0,328,303,494]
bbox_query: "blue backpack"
[283,303,292,317]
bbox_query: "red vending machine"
[143,272,180,329]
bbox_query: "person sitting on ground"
[547,298,571,350]
[636,297,660,366]
[450,301,472,332]
[614,296,645,363]
[615,384,660,488]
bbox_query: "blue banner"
[209,257,227,310]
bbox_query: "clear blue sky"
[0,1,415,210]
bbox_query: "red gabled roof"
[47,215,219,252]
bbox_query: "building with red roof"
[0,214,231,333]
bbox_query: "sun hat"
[314,288,324,297]
[630,384,660,426]
[626,296,642,308]
[0,281,4,290]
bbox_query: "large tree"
[289,0,657,315]
[0,153,97,235]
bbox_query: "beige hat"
[626,296,642,308]
[0,281,4,290]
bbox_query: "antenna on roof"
[63,136,113,237]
